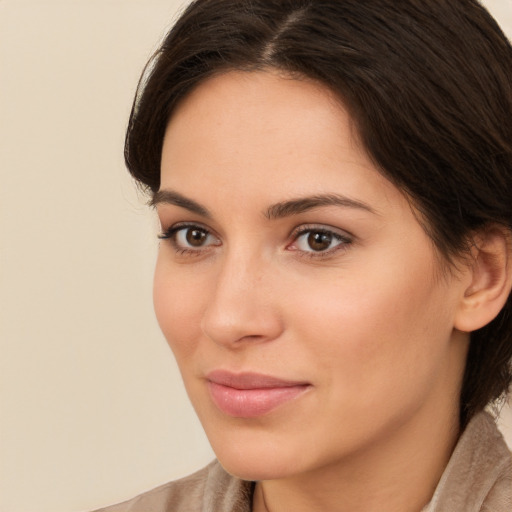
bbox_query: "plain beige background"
[0,1,511,511]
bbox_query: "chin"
[202,419,319,482]
[214,445,301,482]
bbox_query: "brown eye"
[290,226,351,256]
[186,228,208,247]
[307,231,333,251]
[163,225,220,251]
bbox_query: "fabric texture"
[94,411,511,512]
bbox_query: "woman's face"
[154,71,470,481]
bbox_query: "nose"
[200,252,284,348]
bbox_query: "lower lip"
[207,381,310,418]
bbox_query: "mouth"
[206,370,311,418]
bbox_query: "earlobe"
[454,227,512,333]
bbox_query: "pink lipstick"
[206,370,310,418]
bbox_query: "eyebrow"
[264,194,377,219]
[151,190,212,218]
[151,189,376,219]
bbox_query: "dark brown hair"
[125,0,512,425]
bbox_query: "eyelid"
[289,223,353,241]
[158,221,213,239]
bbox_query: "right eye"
[158,224,221,253]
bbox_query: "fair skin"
[153,71,475,512]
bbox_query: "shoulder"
[427,411,512,512]
[479,413,512,512]
[481,470,512,512]
[93,460,253,512]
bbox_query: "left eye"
[292,229,349,253]
[159,225,220,250]
[175,227,211,248]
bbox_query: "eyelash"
[158,223,353,259]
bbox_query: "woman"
[96,1,512,510]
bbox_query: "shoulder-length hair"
[125,0,512,426]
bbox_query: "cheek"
[153,257,205,360]
[290,255,456,401]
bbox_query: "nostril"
[200,302,283,348]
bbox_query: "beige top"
[95,412,512,512]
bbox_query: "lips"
[206,370,311,418]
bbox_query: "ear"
[455,226,512,333]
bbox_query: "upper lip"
[206,370,310,390]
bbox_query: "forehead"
[164,70,348,160]
[158,70,422,233]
